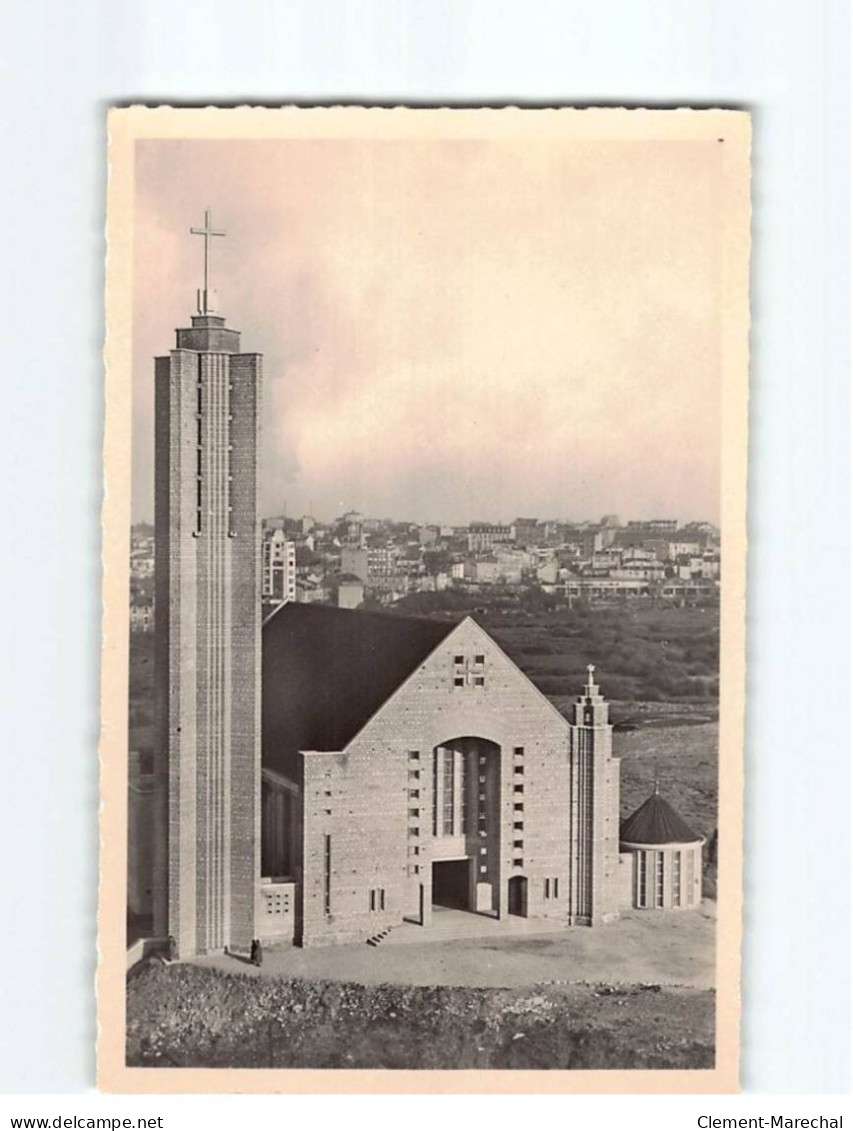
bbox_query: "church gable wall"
[298,619,597,946]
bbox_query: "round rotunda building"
[619,786,704,910]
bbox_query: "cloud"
[132,137,721,525]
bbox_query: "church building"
[146,215,702,959]
[256,603,624,947]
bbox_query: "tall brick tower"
[153,210,262,958]
[567,665,621,925]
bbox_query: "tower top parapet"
[570,665,610,727]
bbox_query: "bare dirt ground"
[127,964,715,1070]
[194,902,716,991]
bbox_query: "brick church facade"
[257,604,625,948]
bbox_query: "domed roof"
[620,790,701,846]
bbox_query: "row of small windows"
[514,748,525,857]
[408,760,422,848]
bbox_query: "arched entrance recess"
[431,736,501,916]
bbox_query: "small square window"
[513,839,523,849]
[513,857,524,868]
[409,807,419,818]
[513,747,524,757]
[474,654,485,665]
[478,792,486,802]
[409,788,420,799]
[473,676,485,687]
[454,655,464,665]
[409,826,420,838]
[479,846,487,855]
[323,808,332,816]
[480,865,488,875]
[513,766,524,776]
[408,750,420,761]
[454,677,465,687]
[479,756,487,766]
[408,845,420,856]
[324,789,332,796]
[513,821,524,831]
[478,775,486,784]
[514,802,524,813]
[408,769,420,781]
[513,784,524,794]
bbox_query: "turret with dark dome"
[619,785,704,911]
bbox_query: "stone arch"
[430,735,502,917]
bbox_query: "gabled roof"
[262,603,456,778]
[620,791,701,846]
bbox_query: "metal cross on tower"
[190,208,226,314]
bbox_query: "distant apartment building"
[341,510,365,543]
[130,529,155,580]
[340,543,401,584]
[574,529,604,559]
[627,519,678,533]
[130,598,154,633]
[463,548,530,586]
[128,749,155,919]
[335,574,365,609]
[537,558,560,585]
[262,527,297,604]
[512,517,539,546]
[467,523,514,553]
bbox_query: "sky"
[132,136,722,526]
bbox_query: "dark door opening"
[508,875,528,917]
[432,859,471,910]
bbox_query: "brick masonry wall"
[154,340,261,958]
[296,618,623,946]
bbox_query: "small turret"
[570,663,610,728]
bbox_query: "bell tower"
[567,666,621,925]
[153,210,262,958]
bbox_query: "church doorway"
[432,859,472,910]
[507,875,528,917]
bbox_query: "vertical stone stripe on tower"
[228,352,262,952]
[195,351,235,953]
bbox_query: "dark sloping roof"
[262,603,456,778]
[620,791,700,845]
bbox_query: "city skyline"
[133,137,724,526]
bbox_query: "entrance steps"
[382,908,570,947]
[365,926,395,947]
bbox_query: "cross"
[586,663,596,680]
[190,208,226,313]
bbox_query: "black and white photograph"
[99,106,750,1091]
